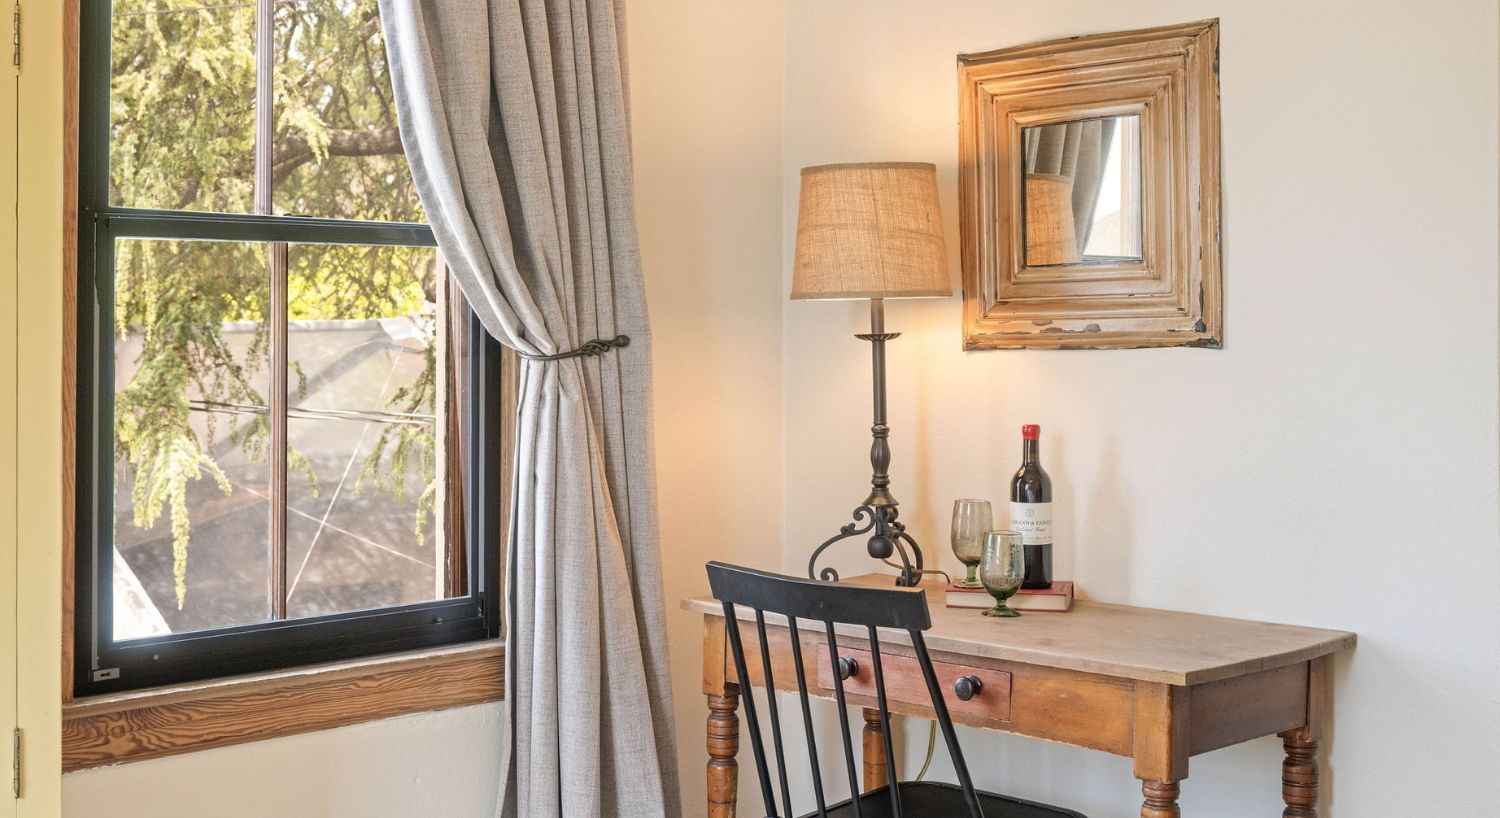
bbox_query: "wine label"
[1009,501,1053,546]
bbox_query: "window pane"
[112,239,274,638]
[284,244,452,619]
[110,1,258,212]
[273,1,425,222]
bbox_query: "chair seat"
[805,781,1088,818]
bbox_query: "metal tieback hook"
[516,335,630,361]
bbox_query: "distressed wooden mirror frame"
[959,20,1222,349]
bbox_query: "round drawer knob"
[954,675,983,701]
[837,656,859,680]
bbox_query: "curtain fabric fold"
[1024,118,1117,250]
[375,2,680,816]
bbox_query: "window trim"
[70,0,505,699]
[62,640,505,772]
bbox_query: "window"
[73,0,503,696]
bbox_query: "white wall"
[781,2,1500,817]
[64,703,504,818]
[627,0,787,811]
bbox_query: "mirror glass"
[1021,114,1143,266]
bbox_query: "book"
[945,580,1074,612]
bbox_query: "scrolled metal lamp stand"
[807,299,925,587]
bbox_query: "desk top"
[683,573,1355,686]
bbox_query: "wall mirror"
[959,20,1222,349]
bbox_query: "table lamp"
[792,162,951,587]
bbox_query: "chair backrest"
[706,562,983,818]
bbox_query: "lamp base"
[804,299,927,588]
[807,503,925,587]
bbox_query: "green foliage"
[355,338,438,543]
[114,261,246,607]
[111,0,437,608]
[110,0,255,212]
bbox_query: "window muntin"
[78,0,500,696]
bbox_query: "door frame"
[2,3,20,812]
[9,0,68,813]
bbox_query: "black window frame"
[73,0,503,697]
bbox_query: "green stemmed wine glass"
[950,499,992,588]
[979,530,1025,618]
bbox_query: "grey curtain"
[1024,118,1118,250]
[375,2,680,816]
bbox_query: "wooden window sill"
[62,640,505,772]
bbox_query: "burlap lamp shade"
[1024,173,1080,266]
[791,162,952,300]
[789,161,951,588]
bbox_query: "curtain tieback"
[517,335,631,361]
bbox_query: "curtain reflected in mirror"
[1022,114,1142,265]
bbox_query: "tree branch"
[271,126,404,186]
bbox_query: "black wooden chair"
[706,561,1088,818]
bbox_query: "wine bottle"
[1009,424,1053,589]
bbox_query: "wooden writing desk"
[684,575,1355,817]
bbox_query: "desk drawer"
[816,644,1012,722]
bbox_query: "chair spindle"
[824,622,865,818]
[755,610,795,817]
[786,618,829,817]
[722,601,778,817]
[911,629,984,818]
[866,626,903,817]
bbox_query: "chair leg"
[708,686,740,818]
[1140,779,1180,818]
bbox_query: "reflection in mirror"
[1022,115,1142,266]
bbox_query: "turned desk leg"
[1279,655,1328,817]
[708,687,740,818]
[862,707,888,792]
[1140,779,1181,818]
[1279,729,1319,817]
[1133,682,1188,818]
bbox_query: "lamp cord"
[880,559,951,585]
[915,720,937,782]
[879,716,937,783]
